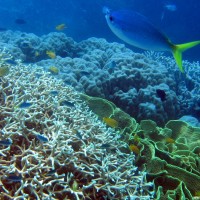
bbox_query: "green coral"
[81,94,200,199]
[80,94,138,134]
[0,65,9,77]
[139,120,200,199]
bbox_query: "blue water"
[0,0,199,61]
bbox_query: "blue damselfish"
[104,7,200,72]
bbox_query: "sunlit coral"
[0,50,153,199]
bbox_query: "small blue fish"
[101,143,111,149]
[79,71,90,76]
[36,134,48,143]
[5,174,22,183]
[161,2,177,20]
[5,59,18,65]
[46,169,56,176]
[104,7,200,72]
[59,100,75,107]
[0,138,12,146]
[105,60,117,69]
[17,102,32,109]
[49,90,59,96]
[76,131,82,140]
[164,4,177,11]
[156,89,167,101]
[35,73,42,78]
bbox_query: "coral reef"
[0,31,200,126]
[0,50,154,199]
[0,31,77,62]
[138,119,200,199]
[82,95,200,199]
[37,37,199,126]
[0,27,199,198]
[36,44,180,126]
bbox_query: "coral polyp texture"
[0,52,153,199]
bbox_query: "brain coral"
[0,49,154,199]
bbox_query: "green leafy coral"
[82,95,200,199]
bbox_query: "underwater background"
[0,0,200,199]
[0,0,200,61]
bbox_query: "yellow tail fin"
[172,40,200,72]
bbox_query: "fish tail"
[172,40,200,72]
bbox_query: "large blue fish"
[104,7,200,72]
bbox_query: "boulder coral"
[0,31,199,126]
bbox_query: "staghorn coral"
[0,51,153,199]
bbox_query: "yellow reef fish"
[48,66,59,74]
[56,23,66,31]
[35,51,40,57]
[46,50,56,59]
[129,144,140,154]
[0,65,9,77]
[103,117,118,128]
[165,137,175,144]
[133,134,140,143]
[195,191,200,197]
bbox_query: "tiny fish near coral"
[55,23,67,31]
[165,137,175,144]
[46,50,56,59]
[5,59,17,65]
[156,89,167,101]
[101,143,111,149]
[72,129,82,139]
[59,100,75,107]
[0,138,12,146]
[4,174,22,183]
[16,101,32,109]
[49,90,59,96]
[48,66,59,75]
[103,117,118,128]
[46,169,56,176]
[36,134,48,143]
[15,18,27,25]
[129,144,140,154]
[0,65,9,77]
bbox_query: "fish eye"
[109,16,114,22]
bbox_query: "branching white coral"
[0,49,154,199]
